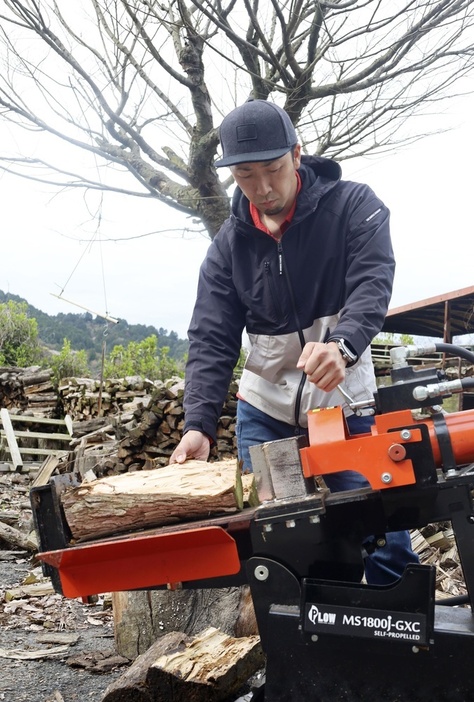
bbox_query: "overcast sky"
[1,95,473,340]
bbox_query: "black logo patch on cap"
[236,124,258,142]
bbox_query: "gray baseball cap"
[215,100,297,168]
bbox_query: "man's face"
[230,144,301,219]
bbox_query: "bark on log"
[102,632,188,702]
[61,460,244,540]
[0,520,37,551]
[102,627,264,702]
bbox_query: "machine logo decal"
[307,605,336,626]
[304,603,427,644]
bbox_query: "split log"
[102,632,187,702]
[61,459,247,540]
[31,455,63,489]
[101,627,264,702]
[21,369,54,387]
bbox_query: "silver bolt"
[400,429,412,440]
[311,634,319,642]
[412,646,420,654]
[263,523,273,533]
[377,538,387,548]
[309,515,320,524]
[381,472,393,484]
[285,519,296,528]
[254,565,269,582]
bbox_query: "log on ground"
[0,520,37,551]
[101,627,264,702]
[61,459,246,540]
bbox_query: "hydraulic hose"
[434,342,474,365]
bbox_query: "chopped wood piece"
[241,473,259,507]
[5,580,56,600]
[66,649,129,673]
[31,455,62,488]
[101,628,263,702]
[102,632,188,702]
[61,459,245,540]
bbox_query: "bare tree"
[0,0,473,238]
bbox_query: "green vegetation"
[0,300,42,367]
[0,290,189,376]
[50,339,90,384]
[0,292,249,384]
[374,332,415,346]
[233,347,248,379]
[104,335,183,381]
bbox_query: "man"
[170,99,418,584]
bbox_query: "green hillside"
[0,290,189,364]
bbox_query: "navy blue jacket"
[183,155,394,442]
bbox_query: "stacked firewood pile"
[0,366,59,417]
[58,375,159,420]
[0,367,29,412]
[445,362,474,379]
[0,369,239,472]
[411,524,466,600]
[69,376,239,476]
[22,368,58,415]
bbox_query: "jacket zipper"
[277,241,307,431]
[264,259,285,319]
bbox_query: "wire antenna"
[50,293,119,324]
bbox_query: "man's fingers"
[169,449,186,464]
[297,342,320,366]
[169,431,211,465]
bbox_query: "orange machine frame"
[299,406,474,490]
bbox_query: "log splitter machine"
[31,342,474,701]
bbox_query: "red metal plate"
[38,526,240,598]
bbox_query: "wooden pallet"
[0,408,73,472]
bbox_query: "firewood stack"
[58,375,159,420]
[0,369,239,475]
[0,366,58,416]
[68,376,239,477]
[0,367,29,412]
[411,523,467,600]
[21,368,58,416]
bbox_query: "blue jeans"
[236,399,419,585]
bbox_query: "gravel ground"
[0,558,263,702]
[0,555,124,702]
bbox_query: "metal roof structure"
[382,285,474,341]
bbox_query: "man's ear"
[293,143,302,168]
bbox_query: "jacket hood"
[230,154,342,224]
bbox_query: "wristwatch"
[331,338,358,367]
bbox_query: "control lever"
[336,385,375,417]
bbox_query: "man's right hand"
[169,430,211,464]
